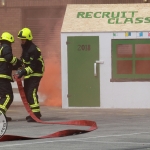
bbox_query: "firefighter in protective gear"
[0,32,22,121]
[17,27,45,122]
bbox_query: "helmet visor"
[18,31,27,39]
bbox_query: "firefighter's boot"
[26,112,41,122]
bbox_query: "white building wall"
[61,32,150,108]
[11,82,21,102]
[100,32,150,108]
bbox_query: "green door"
[67,36,100,107]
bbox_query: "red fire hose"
[0,75,98,141]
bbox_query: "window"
[111,39,150,81]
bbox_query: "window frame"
[111,39,150,82]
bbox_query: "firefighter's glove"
[17,69,26,78]
[12,59,23,70]
[16,59,23,67]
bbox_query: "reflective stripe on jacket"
[20,42,45,79]
[0,44,17,80]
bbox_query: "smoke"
[37,18,62,107]
[27,6,66,107]
[39,57,62,107]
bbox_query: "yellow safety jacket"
[20,42,45,79]
[0,44,18,81]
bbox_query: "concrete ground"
[1,103,150,150]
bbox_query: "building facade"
[0,0,147,58]
[0,0,148,105]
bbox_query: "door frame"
[61,33,101,108]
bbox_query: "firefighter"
[17,27,45,122]
[0,32,22,121]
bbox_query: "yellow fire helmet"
[18,28,33,40]
[0,32,15,43]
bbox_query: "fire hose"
[0,74,98,141]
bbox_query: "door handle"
[94,60,104,76]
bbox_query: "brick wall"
[0,0,148,57]
[0,8,22,57]
[4,0,147,7]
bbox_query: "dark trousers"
[0,79,13,113]
[24,77,41,114]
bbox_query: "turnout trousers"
[0,79,13,114]
[24,77,41,115]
